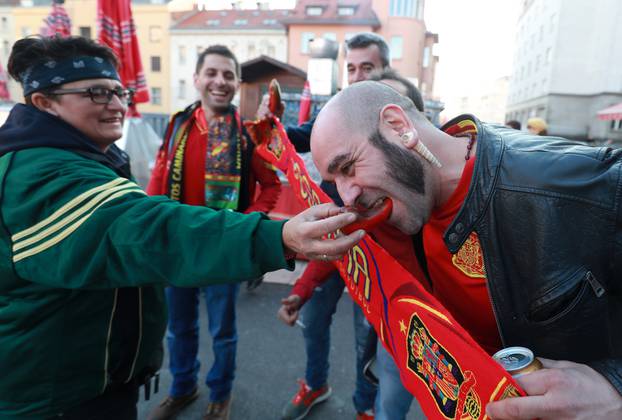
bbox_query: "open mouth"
[101,117,122,124]
[210,90,229,99]
[348,197,389,218]
[341,198,393,234]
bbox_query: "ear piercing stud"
[401,131,442,168]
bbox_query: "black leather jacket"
[442,115,622,394]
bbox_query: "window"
[267,44,275,57]
[151,56,161,72]
[422,45,430,67]
[538,25,544,41]
[545,47,551,64]
[263,19,276,25]
[550,14,556,32]
[338,6,355,16]
[416,0,424,19]
[391,36,404,60]
[323,32,337,41]
[79,26,91,39]
[248,43,256,57]
[234,19,248,25]
[2,40,8,56]
[179,45,186,65]
[306,6,323,16]
[207,19,220,26]
[611,120,622,131]
[178,80,186,99]
[300,32,314,54]
[389,0,418,17]
[151,87,162,105]
[1,17,7,30]
[535,54,540,72]
[149,26,162,42]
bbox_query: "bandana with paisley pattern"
[20,55,120,96]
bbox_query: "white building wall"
[0,8,17,102]
[169,29,287,111]
[506,0,622,141]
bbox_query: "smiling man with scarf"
[146,45,281,420]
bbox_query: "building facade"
[282,0,438,97]
[0,1,17,102]
[169,7,288,111]
[506,0,622,142]
[3,0,172,116]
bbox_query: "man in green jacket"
[0,36,363,420]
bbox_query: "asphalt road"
[137,264,425,420]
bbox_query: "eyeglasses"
[50,86,135,105]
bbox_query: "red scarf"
[245,114,527,420]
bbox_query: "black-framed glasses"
[50,86,135,105]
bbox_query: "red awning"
[597,102,622,121]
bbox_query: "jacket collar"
[441,114,505,253]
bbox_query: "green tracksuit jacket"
[0,147,291,419]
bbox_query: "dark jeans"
[49,382,138,420]
[300,272,377,413]
[166,284,240,402]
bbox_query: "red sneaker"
[356,409,375,420]
[281,379,332,420]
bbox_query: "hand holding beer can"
[493,346,543,377]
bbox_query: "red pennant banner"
[244,82,527,420]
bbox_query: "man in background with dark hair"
[505,120,521,130]
[147,45,282,420]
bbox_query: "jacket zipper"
[125,287,143,383]
[586,271,605,297]
[481,249,507,347]
[102,289,119,392]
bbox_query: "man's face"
[346,44,385,85]
[194,54,239,114]
[311,112,434,235]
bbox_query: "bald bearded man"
[310,81,622,420]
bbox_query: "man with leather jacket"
[310,81,622,420]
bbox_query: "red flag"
[0,61,10,101]
[298,81,311,125]
[42,0,71,37]
[97,0,149,115]
[245,80,527,420]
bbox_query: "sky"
[424,0,521,100]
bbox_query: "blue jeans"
[374,343,414,420]
[165,284,240,402]
[299,272,376,413]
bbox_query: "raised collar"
[440,114,505,253]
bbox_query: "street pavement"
[137,263,425,420]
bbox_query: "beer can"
[492,346,543,377]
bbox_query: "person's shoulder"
[10,147,119,181]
